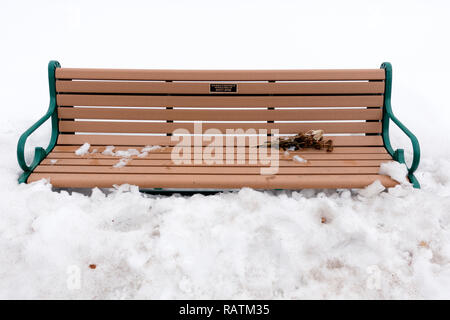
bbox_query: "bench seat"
[17,61,421,190]
[28,139,397,189]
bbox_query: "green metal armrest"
[17,61,60,183]
[381,62,421,188]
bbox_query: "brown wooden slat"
[59,121,382,134]
[56,95,383,108]
[55,68,385,81]
[57,107,382,121]
[56,81,385,94]
[57,134,384,147]
[47,152,392,160]
[27,173,397,188]
[52,145,388,154]
[40,158,388,167]
[34,165,380,175]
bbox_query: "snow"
[141,145,162,153]
[358,180,386,198]
[1,179,450,299]
[114,149,140,158]
[102,146,160,160]
[137,146,162,158]
[74,143,90,156]
[138,145,162,158]
[104,146,162,167]
[1,0,450,299]
[379,161,410,185]
[102,146,115,156]
[293,155,307,163]
[113,158,129,168]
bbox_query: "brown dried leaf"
[261,130,334,152]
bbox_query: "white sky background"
[1,0,449,156]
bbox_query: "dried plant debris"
[262,130,333,152]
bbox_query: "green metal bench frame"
[17,61,421,188]
[17,61,60,184]
[380,62,420,188]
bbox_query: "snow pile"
[1,173,450,299]
[359,160,413,198]
[379,161,410,185]
[75,143,90,156]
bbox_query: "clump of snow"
[284,150,290,157]
[102,146,115,156]
[115,149,140,158]
[101,146,161,159]
[109,147,161,167]
[379,162,410,185]
[287,146,296,151]
[75,143,90,156]
[101,146,161,168]
[358,180,386,198]
[50,159,58,165]
[293,155,307,163]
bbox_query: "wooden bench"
[17,61,421,190]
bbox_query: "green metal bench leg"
[381,62,421,188]
[17,60,60,183]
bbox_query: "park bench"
[17,61,420,190]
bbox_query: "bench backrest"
[54,68,385,145]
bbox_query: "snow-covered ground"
[1,0,450,299]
